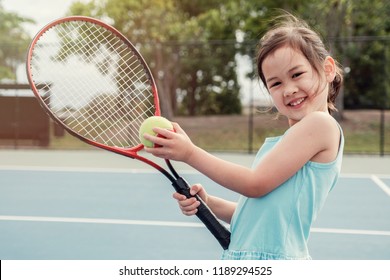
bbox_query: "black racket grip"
[172,177,231,250]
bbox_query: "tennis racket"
[26,16,230,249]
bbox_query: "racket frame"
[26,16,231,250]
[26,16,173,177]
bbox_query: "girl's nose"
[283,83,298,97]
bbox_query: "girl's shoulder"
[292,111,341,163]
[301,111,338,126]
[290,111,340,137]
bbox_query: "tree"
[301,0,389,111]
[67,0,390,116]
[174,1,242,115]
[68,0,242,117]
[237,0,390,115]
[0,2,33,81]
[340,0,390,110]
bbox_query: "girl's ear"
[324,56,336,82]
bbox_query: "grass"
[49,131,91,150]
[174,110,390,155]
[174,114,287,152]
[340,110,390,154]
[2,110,389,155]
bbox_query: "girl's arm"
[145,111,340,197]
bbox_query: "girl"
[144,13,344,260]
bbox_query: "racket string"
[30,19,157,148]
[72,22,156,146]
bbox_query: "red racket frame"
[26,16,231,250]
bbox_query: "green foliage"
[341,1,390,109]
[67,0,242,116]
[1,0,388,112]
[236,0,390,110]
[0,3,33,81]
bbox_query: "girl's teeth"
[290,98,304,106]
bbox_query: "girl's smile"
[262,46,333,126]
[288,97,306,107]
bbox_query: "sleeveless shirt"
[221,124,344,260]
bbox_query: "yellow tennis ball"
[139,116,173,147]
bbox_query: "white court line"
[311,227,390,236]
[371,175,390,197]
[0,165,199,174]
[1,215,390,236]
[1,165,389,178]
[0,215,204,228]
[341,173,390,179]
[0,165,161,173]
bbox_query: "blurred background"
[1,0,389,261]
[0,0,389,155]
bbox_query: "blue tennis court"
[0,150,389,259]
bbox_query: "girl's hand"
[172,184,208,216]
[143,122,196,163]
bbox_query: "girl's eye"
[292,72,303,78]
[270,81,281,88]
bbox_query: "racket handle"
[172,177,231,250]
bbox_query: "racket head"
[26,16,160,155]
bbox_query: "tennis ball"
[139,116,173,147]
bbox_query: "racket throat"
[171,177,190,193]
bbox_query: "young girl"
[144,13,344,260]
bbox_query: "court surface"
[0,150,389,260]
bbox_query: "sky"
[2,0,271,105]
[2,0,83,85]
[2,0,85,36]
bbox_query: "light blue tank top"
[222,125,344,260]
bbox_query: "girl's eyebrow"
[266,76,277,84]
[266,65,305,84]
[288,65,304,73]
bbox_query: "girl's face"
[262,46,335,126]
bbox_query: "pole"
[248,77,254,154]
